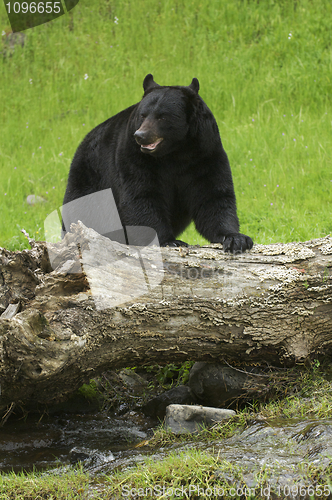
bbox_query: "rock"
[188,362,266,407]
[118,369,148,394]
[165,404,236,434]
[141,385,197,420]
[1,32,26,57]
[69,448,90,464]
[26,195,47,205]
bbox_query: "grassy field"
[1,0,331,250]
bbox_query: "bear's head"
[134,74,200,156]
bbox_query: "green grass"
[1,0,331,250]
[0,466,90,499]
[107,451,332,500]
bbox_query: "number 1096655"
[5,2,61,14]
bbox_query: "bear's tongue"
[144,143,158,150]
[142,138,163,150]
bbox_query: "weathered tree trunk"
[0,222,331,412]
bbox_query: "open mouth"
[140,138,163,152]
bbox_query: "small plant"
[77,379,100,400]
[323,267,330,283]
[143,361,195,387]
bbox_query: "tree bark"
[0,222,331,412]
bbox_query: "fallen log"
[0,222,331,412]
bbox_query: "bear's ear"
[189,77,199,94]
[143,74,160,92]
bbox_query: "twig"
[0,402,16,427]
[222,358,271,377]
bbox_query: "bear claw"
[222,233,253,254]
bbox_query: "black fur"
[62,74,253,252]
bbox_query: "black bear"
[62,74,253,252]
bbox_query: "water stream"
[1,410,332,483]
[0,411,155,474]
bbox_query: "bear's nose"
[134,129,145,139]
[134,129,148,144]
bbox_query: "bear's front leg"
[192,185,253,254]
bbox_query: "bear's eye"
[158,116,166,121]
[140,113,146,119]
